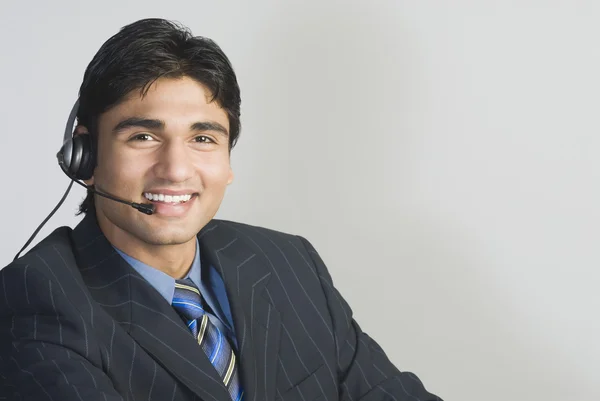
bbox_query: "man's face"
[88,76,233,249]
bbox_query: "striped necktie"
[172,278,243,401]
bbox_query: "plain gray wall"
[1,1,598,400]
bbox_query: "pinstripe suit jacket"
[0,212,441,401]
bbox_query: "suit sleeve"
[297,237,443,401]
[0,263,124,401]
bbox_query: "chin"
[136,226,199,246]
[148,218,208,243]
[118,219,199,247]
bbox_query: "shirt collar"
[112,238,201,303]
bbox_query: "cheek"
[96,145,149,183]
[96,141,120,173]
[195,158,231,186]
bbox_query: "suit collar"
[71,212,282,401]
[71,212,232,401]
[198,220,282,401]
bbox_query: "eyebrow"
[112,117,229,137]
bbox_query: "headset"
[57,99,96,180]
[13,100,155,261]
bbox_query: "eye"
[130,133,154,141]
[194,135,215,144]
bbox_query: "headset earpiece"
[56,99,96,181]
[57,134,95,180]
[75,134,95,180]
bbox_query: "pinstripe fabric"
[172,279,243,401]
[0,211,442,401]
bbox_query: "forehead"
[97,76,229,131]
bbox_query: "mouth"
[142,192,199,217]
[143,192,198,204]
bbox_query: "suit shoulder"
[3,225,74,273]
[211,219,302,242]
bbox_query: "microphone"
[90,187,155,215]
[73,180,155,215]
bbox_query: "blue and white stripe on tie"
[172,278,243,401]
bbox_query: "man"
[0,18,441,401]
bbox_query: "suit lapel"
[198,221,281,401]
[71,213,232,401]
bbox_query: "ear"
[74,125,89,136]
[84,175,95,187]
[227,166,234,185]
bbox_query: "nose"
[153,138,195,183]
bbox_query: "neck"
[95,211,196,279]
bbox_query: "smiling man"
[0,19,441,401]
[82,76,234,278]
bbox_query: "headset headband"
[63,98,80,145]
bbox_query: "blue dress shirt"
[113,239,237,348]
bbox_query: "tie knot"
[173,278,205,320]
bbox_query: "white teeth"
[143,193,193,203]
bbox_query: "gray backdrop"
[1,1,597,400]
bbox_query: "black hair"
[76,18,241,215]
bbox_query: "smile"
[143,192,194,203]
